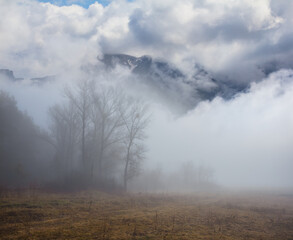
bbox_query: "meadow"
[1,189,293,240]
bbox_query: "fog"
[0,0,293,192]
[146,70,293,189]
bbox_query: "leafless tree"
[89,87,125,180]
[49,102,79,173]
[48,81,150,190]
[120,99,149,192]
[64,79,93,172]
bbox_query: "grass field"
[1,190,293,240]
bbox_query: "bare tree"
[89,87,124,180]
[49,102,79,173]
[48,81,150,190]
[64,79,93,172]
[121,99,149,192]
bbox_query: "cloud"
[146,69,293,188]
[38,0,103,8]
[0,0,292,83]
[0,0,104,77]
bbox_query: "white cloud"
[146,69,293,188]
[0,0,292,82]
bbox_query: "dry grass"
[1,190,293,239]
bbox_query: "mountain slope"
[1,54,247,113]
[100,54,246,111]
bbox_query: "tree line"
[0,80,149,192]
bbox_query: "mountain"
[1,54,247,113]
[100,54,246,111]
[0,69,55,84]
[0,69,23,81]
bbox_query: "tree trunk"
[82,113,86,169]
[97,119,105,181]
[123,159,129,192]
[123,142,131,192]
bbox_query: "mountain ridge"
[1,54,247,113]
[100,54,247,111]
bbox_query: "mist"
[1,65,292,192]
[0,0,293,193]
[145,70,293,190]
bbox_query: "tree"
[0,91,52,187]
[48,80,150,190]
[89,87,125,181]
[48,102,79,174]
[120,99,149,192]
[64,79,93,173]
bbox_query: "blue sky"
[38,0,111,8]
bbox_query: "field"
[1,190,293,240]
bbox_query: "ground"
[0,190,293,239]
